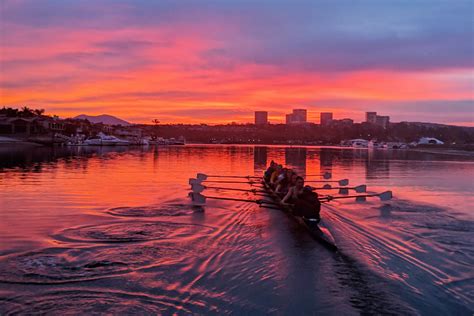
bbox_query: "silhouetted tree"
[34,108,45,116]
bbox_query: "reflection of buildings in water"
[319,148,334,175]
[285,147,307,175]
[224,146,253,165]
[365,153,390,179]
[253,146,267,174]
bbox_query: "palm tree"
[20,106,34,117]
[152,119,160,139]
[34,108,45,116]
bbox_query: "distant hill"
[74,114,131,126]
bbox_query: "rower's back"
[295,188,321,221]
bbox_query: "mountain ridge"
[74,114,131,126]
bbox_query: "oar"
[305,172,332,179]
[189,190,392,206]
[321,191,393,202]
[203,180,257,184]
[188,192,279,206]
[191,183,265,194]
[197,173,260,181]
[305,179,349,186]
[189,178,256,185]
[189,178,202,185]
[311,184,367,194]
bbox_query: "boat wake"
[106,203,202,217]
[322,198,474,314]
[53,221,217,243]
[0,241,201,284]
[0,288,232,315]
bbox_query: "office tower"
[320,112,333,126]
[375,115,390,129]
[254,111,268,125]
[292,109,307,123]
[366,112,377,124]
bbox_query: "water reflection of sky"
[0,145,473,314]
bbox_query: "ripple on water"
[106,203,203,218]
[0,247,129,284]
[53,221,217,243]
[0,242,204,284]
[0,289,209,315]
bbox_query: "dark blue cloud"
[2,0,472,71]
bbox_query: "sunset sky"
[0,0,473,125]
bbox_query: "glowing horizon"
[1,1,473,126]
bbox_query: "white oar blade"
[379,191,393,201]
[323,172,332,179]
[197,173,208,181]
[188,192,206,205]
[339,179,349,186]
[355,185,367,193]
[191,183,205,193]
[323,184,332,189]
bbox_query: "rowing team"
[264,161,322,222]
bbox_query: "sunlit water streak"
[0,145,472,314]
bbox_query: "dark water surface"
[0,145,473,315]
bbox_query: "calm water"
[0,145,473,315]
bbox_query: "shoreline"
[1,139,474,158]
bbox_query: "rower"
[275,170,296,196]
[264,161,276,182]
[282,177,321,222]
[281,176,305,204]
[270,165,283,187]
[295,186,321,222]
[276,168,288,185]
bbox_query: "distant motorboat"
[148,137,185,145]
[84,133,130,146]
[168,137,186,145]
[348,139,368,148]
[386,142,408,149]
[368,140,388,149]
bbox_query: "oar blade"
[196,173,208,181]
[191,183,205,193]
[379,190,393,201]
[339,179,349,186]
[355,185,367,193]
[188,192,206,205]
[323,184,332,189]
[338,188,349,195]
[356,196,367,202]
[323,172,332,179]
[189,178,202,185]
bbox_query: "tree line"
[0,106,45,117]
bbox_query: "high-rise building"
[254,111,268,125]
[286,113,294,124]
[320,112,333,126]
[375,115,390,129]
[366,112,377,124]
[292,109,307,123]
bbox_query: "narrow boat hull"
[262,180,338,251]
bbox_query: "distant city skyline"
[1,1,472,126]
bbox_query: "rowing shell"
[262,179,338,252]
